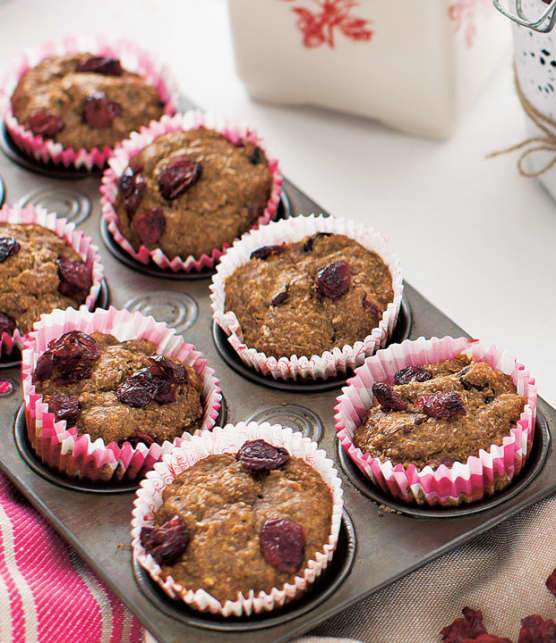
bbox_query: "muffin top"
[140,440,332,603]
[114,128,273,259]
[224,232,394,358]
[11,53,165,151]
[33,331,204,446]
[353,354,527,470]
[0,223,93,336]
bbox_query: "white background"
[0,0,554,406]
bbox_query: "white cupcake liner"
[100,110,283,272]
[335,336,537,507]
[0,204,104,358]
[21,307,222,482]
[0,35,178,170]
[210,214,404,380]
[131,422,343,616]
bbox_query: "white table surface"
[2,0,553,406]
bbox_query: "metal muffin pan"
[0,125,554,643]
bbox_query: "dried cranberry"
[236,440,290,471]
[303,232,331,253]
[26,111,65,138]
[0,237,20,263]
[546,568,556,597]
[315,259,351,300]
[152,378,178,404]
[149,355,187,384]
[132,208,166,246]
[518,615,556,643]
[116,368,159,408]
[124,174,146,217]
[361,292,380,318]
[34,331,100,382]
[57,256,92,297]
[418,392,466,419]
[260,518,305,574]
[249,146,262,165]
[250,245,285,260]
[0,312,16,336]
[82,92,122,128]
[271,285,289,306]
[118,166,136,198]
[440,607,487,642]
[140,516,190,566]
[47,331,100,363]
[33,352,54,381]
[125,431,155,448]
[372,383,408,411]
[76,56,123,76]
[48,394,81,425]
[394,366,433,385]
[158,158,202,200]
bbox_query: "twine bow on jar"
[487,70,556,177]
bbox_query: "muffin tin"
[0,116,554,643]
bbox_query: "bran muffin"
[33,331,204,446]
[0,223,95,336]
[145,447,333,603]
[353,354,528,470]
[224,232,394,358]
[113,127,274,260]
[10,52,165,151]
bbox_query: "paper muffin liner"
[131,422,343,616]
[100,110,282,272]
[335,336,538,507]
[0,204,104,359]
[210,214,403,380]
[0,35,178,170]
[20,307,222,482]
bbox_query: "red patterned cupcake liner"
[0,35,178,170]
[131,422,343,616]
[21,307,222,482]
[335,336,537,507]
[100,110,283,272]
[0,204,104,358]
[210,214,403,380]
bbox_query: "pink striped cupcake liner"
[21,307,222,483]
[100,110,283,272]
[210,214,403,381]
[0,204,104,359]
[335,336,538,507]
[131,422,343,616]
[0,35,178,170]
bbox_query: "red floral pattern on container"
[448,0,493,48]
[282,0,373,48]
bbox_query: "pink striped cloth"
[0,472,143,643]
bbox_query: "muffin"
[0,204,103,355]
[3,38,177,169]
[21,307,222,482]
[335,337,537,507]
[11,52,165,152]
[211,215,403,380]
[100,112,282,271]
[32,332,204,446]
[131,423,343,615]
[224,232,393,358]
